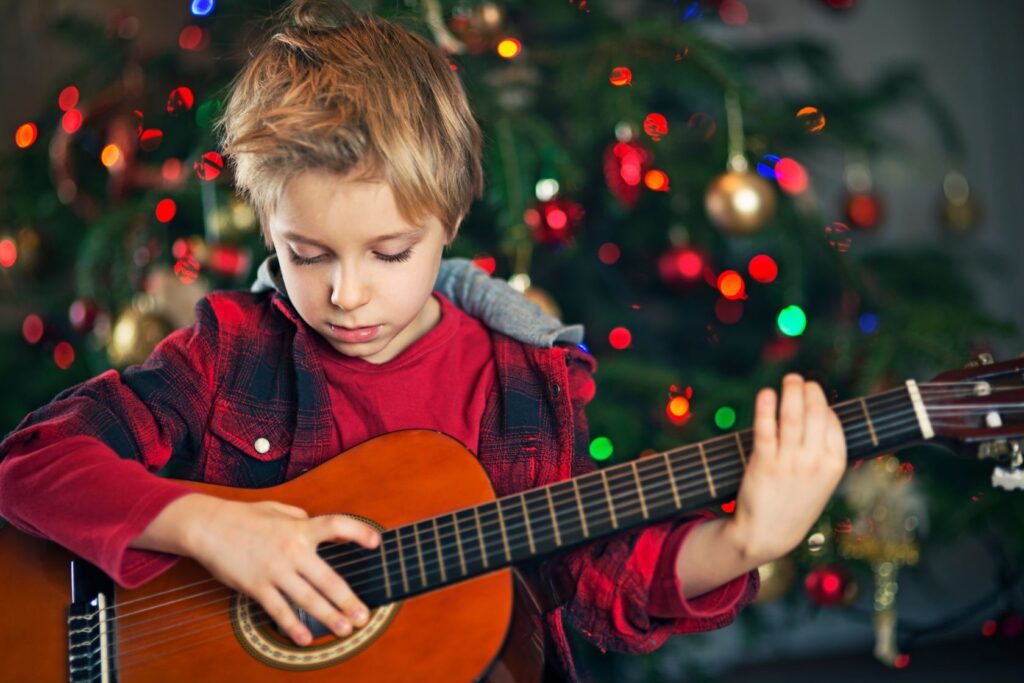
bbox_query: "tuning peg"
[966,352,996,368]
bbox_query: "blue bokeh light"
[191,0,215,17]
[858,312,879,334]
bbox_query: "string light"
[496,38,522,59]
[190,0,215,17]
[777,305,807,336]
[609,326,632,350]
[609,67,632,86]
[15,123,38,149]
[748,254,778,283]
[589,436,613,461]
[155,199,177,223]
[715,406,737,429]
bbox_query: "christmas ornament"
[940,170,982,234]
[705,92,776,235]
[603,125,651,209]
[804,564,856,606]
[752,557,795,604]
[705,171,776,235]
[524,197,584,247]
[107,305,173,367]
[144,265,210,330]
[839,455,925,666]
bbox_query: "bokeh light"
[155,198,177,223]
[643,113,668,141]
[775,157,808,194]
[100,144,122,168]
[194,151,224,181]
[191,0,215,17]
[58,86,80,111]
[496,38,522,59]
[748,254,778,283]
[796,106,826,133]
[0,239,18,268]
[609,326,632,350]
[139,129,163,152]
[167,86,195,114]
[598,242,621,265]
[756,154,780,180]
[858,312,878,334]
[718,0,749,25]
[162,158,183,183]
[715,406,737,429]
[824,221,852,253]
[609,66,632,87]
[179,25,208,51]
[54,342,75,370]
[717,270,745,300]
[22,314,44,344]
[715,298,743,324]
[61,109,83,134]
[777,305,807,337]
[15,123,38,149]
[687,112,716,140]
[589,436,614,461]
[644,169,669,191]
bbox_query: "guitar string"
[78,381,1003,661]
[97,405,921,668]
[100,381,992,615]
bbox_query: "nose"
[329,264,370,312]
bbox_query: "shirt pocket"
[206,397,294,463]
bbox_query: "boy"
[0,1,847,681]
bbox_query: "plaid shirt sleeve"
[539,346,759,655]
[0,297,220,587]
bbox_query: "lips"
[328,323,381,343]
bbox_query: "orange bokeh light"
[496,38,522,59]
[15,123,38,148]
[644,169,669,191]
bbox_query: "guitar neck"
[328,382,931,609]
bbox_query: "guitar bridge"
[67,559,118,683]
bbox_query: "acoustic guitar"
[2,355,1022,683]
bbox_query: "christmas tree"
[2,0,1021,679]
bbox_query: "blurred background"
[1,0,1022,681]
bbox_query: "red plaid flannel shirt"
[0,287,758,682]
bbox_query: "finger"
[302,556,370,628]
[317,515,382,550]
[752,387,778,461]
[825,408,848,470]
[278,572,353,638]
[255,585,313,646]
[779,374,805,460]
[802,381,827,455]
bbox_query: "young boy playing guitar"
[0,2,846,681]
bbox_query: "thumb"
[322,514,382,549]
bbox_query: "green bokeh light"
[714,406,737,430]
[777,305,807,336]
[589,436,614,461]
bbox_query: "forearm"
[674,517,762,599]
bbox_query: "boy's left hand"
[727,373,847,565]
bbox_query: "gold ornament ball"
[941,195,982,235]
[704,170,777,235]
[524,286,562,319]
[752,556,796,604]
[107,307,173,367]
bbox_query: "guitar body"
[0,430,546,683]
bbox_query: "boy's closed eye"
[286,246,414,265]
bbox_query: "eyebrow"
[281,227,424,249]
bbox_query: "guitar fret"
[495,501,512,562]
[631,460,649,519]
[379,540,391,600]
[735,432,747,467]
[545,486,562,546]
[600,470,618,529]
[452,513,467,576]
[663,453,681,509]
[395,527,409,594]
[520,495,536,554]
[859,397,879,447]
[473,507,488,569]
[572,479,589,537]
[413,523,427,588]
[432,518,446,583]
[698,442,717,498]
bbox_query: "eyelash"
[287,248,413,266]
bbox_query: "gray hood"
[251,254,584,348]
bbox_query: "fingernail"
[336,620,352,635]
[355,608,368,623]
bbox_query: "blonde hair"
[214,0,484,244]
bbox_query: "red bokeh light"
[598,242,621,265]
[609,326,632,350]
[54,342,75,370]
[775,157,809,194]
[748,254,778,283]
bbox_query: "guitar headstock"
[926,353,1024,491]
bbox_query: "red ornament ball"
[804,564,852,606]
[524,197,584,246]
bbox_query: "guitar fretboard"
[323,385,926,609]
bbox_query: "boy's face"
[267,170,451,365]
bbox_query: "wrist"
[721,517,773,568]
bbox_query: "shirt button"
[254,438,271,454]
[551,383,561,397]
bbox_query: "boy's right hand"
[138,493,381,646]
